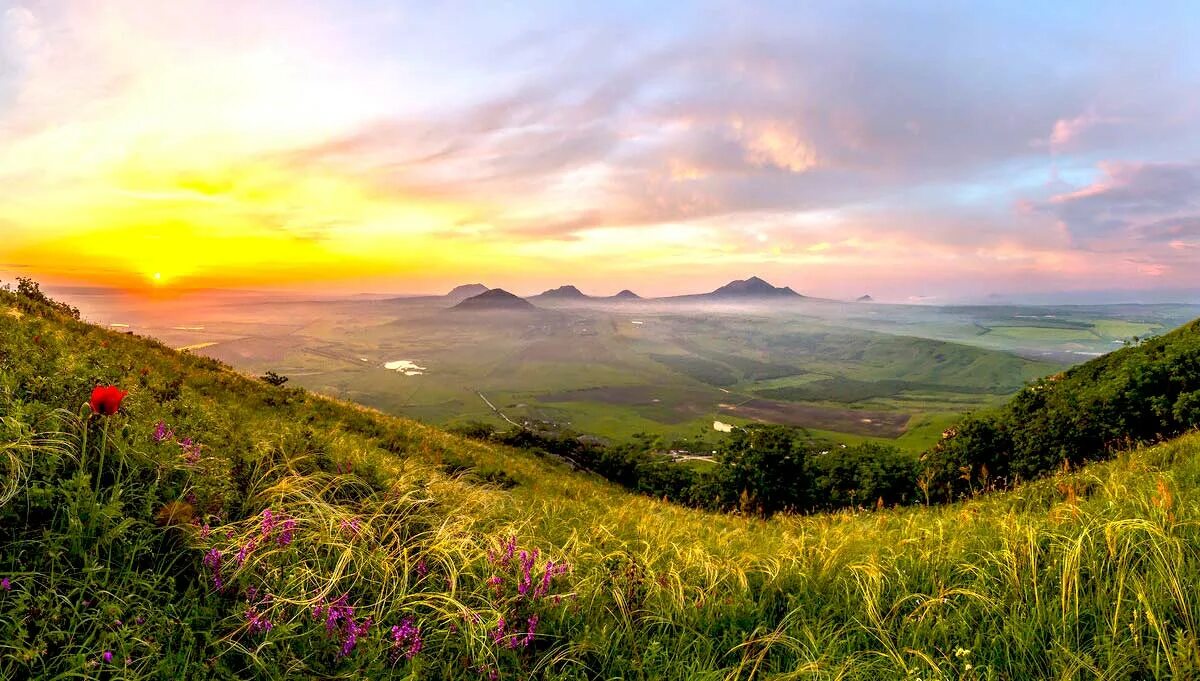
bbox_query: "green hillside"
[927,318,1200,498]
[4,285,1200,679]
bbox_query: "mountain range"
[451,276,806,309]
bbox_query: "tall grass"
[3,289,1200,679]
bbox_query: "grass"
[4,289,1200,678]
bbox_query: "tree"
[260,371,289,387]
[717,425,811,516]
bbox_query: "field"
[5,289,1200,679]
[58,290,1200,451]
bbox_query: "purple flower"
[235,537,257,567]
[339,617,371,658]
[178,437,202,464]
[277,518,295,546]
[416,560,428,579]
[260,509,275,535]
[312,593,372,657]
[246,607,272,634]
[389,617,423,660]
[520,614,539,647]
[491,617,507,645]
[152,421,174,443]
[339,517,361,539]
[488,535,517,568]
[0,577,10,591]
[102,651,113,664]
[203,548,224,589]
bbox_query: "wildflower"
[517,548,539,596]
[340,617,371,658]
[277,518,295,546]
[199,524,211,540]
[416,560,428,579]
[314,593,355,635]
[340,517,361,539]
[178,437,202,465]
[519,614,539,647]
[389,617,424,660]
[260,509,275,535]
[89,386,128,416]
[152,421,174,443]
[102,651,113,664]
[488,535,517,568]
[491,617,507,645]
[246,607,273,634]
[0,577,9,591]
[203,548,224,589]
[235,537,258,567]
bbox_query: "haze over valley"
[49,278,1200,452]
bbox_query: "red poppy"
[89,385,128,416]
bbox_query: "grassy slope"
[3,291,1200,679]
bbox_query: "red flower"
[89,386,128,416]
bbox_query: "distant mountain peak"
[451,288,536,311]
[444,283,489,302]
[537,285,589,298]
[709,276,802,298]
[613,289,641,299]
[856,294,874,303]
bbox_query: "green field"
[61,293,1199,451]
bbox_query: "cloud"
[3,0,1200,294]
[1038,161,1200,241]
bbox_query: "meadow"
[4,284,1200,679]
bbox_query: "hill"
[451,288,537,311]
[530,285,589,300]
[445,283,489,302]
[707,275,802,298]
[856,294,874,302]
[927,317,1200,497]
[3,283,1200,679]
[611,289,640,300]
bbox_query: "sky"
[1,0,1198,302]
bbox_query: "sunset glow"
[1,1,1198,300]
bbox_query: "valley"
[59,282,1200,451]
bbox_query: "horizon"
[2,1,1199,300]
[8,275,1200,308]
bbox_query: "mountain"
[451,288,537,310]
[532,285,590,299]
[611,289,641,300]
[444,283,489,302]
[5,283,1200,678]
[856,295,874,302]
[707,276,802,298]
